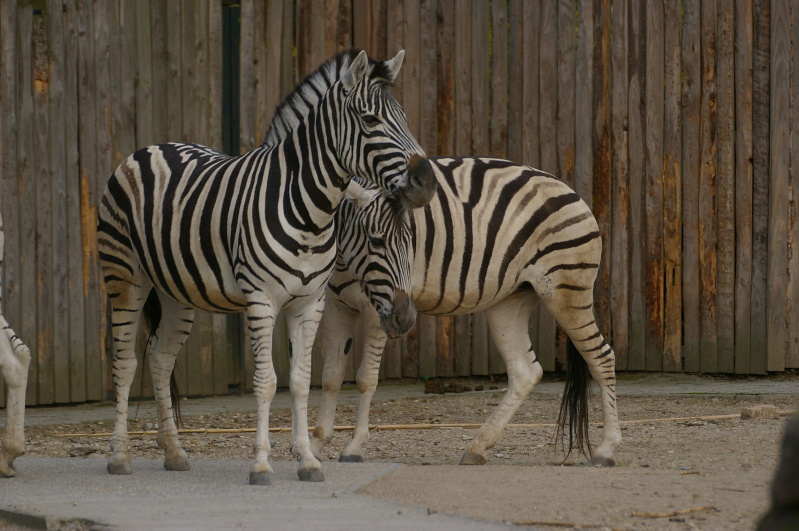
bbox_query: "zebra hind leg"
[548,299,621,467]
[106,275,151,475]
[0,317,31,478]
[460,294,542,465]
[147,292,194,472]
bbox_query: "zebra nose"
[399,155,436,209]
[389,290,416,337]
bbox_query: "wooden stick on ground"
[631,506,716,518]
[54,410,796,438]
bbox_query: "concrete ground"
[2,372,797,530]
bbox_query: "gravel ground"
[13,378,798,530]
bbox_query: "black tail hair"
[555,338,592,460]
[141,290,182,427]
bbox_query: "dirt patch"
[19,389,799,530]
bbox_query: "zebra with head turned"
[0,211,32,478]
[97,50,435,485]
[313,158,621,467]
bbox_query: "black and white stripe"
[0,210,32,478]
[313,157,621,467]
[97,50,434,484]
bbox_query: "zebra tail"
[141,290,182,427]
[555,338,592,461]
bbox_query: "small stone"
[741,404,781,420]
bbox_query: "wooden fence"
[1,0,797,406]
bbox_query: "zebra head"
[337,179,416,338]
[337,50,436,209]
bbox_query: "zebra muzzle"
[380,289,416,338]
[398,155,436,209]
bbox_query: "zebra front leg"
[284,295,325,482]
[461,295,542,465]
[339,308,387,462]
[312,297,359,460]
[149,296,194,472]
[0,320,31,478]
[246,299,279,485]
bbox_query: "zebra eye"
[368,235,386,248]
[361,114,380,127]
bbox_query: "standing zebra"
[97,50,435,485]
[312,158,621,467]
[0,211,32,478]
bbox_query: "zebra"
[0,211,32,478]
[97,49,435,485]
[311,158,621,467]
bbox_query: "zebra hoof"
[164,454,191,471]
[0,460,17,478]
[588,456,616,467]
[107,453,132,475]
[338,454,364,463]
[248,471,272,485]
[298,468,325,482]
[459,452,487,465]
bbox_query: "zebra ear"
[383,50,405,82]
[344,179,379,210]
[342,50,370,93]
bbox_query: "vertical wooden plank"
[135,0,154,148]
[592,0,612,351]
[574,0,593,205]
[92,0,114,400]
[681,0,701,372]
[32,8,54,404]
[698,0,718,373]
[18,5,39,404]
[250,0,268,146]
[767,0,788,372]
[402,0,421,140]
[537,0,558,371]
[418,0,437,153]
[610,0,629,369]
[662,0,682,372]
[489,0,507,158]
[435,314,454,377]
[418,315,437,378]
[239,0,255,151]
[506,0,523,161]
[789,0,799,369]
[716,1,735,373]
[324,0,341,58]
[62,0,87,402]
[520,0,540,167]
[471,0,489,156]
[734,0,753,374]
[351,0,370,51]
[750,0,769,375]
[48,0,70,403]
[644,0,664,372]
[556,0,576,189]
[402,317,420,378]
[150,3,168,143]
[368,0,386,61]
[263,0,286,132]
[166,1,182,143]
[0,0,18,407]
[627,0,646,371]
[436,0,455,156]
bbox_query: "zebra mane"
[262,50,394,148]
